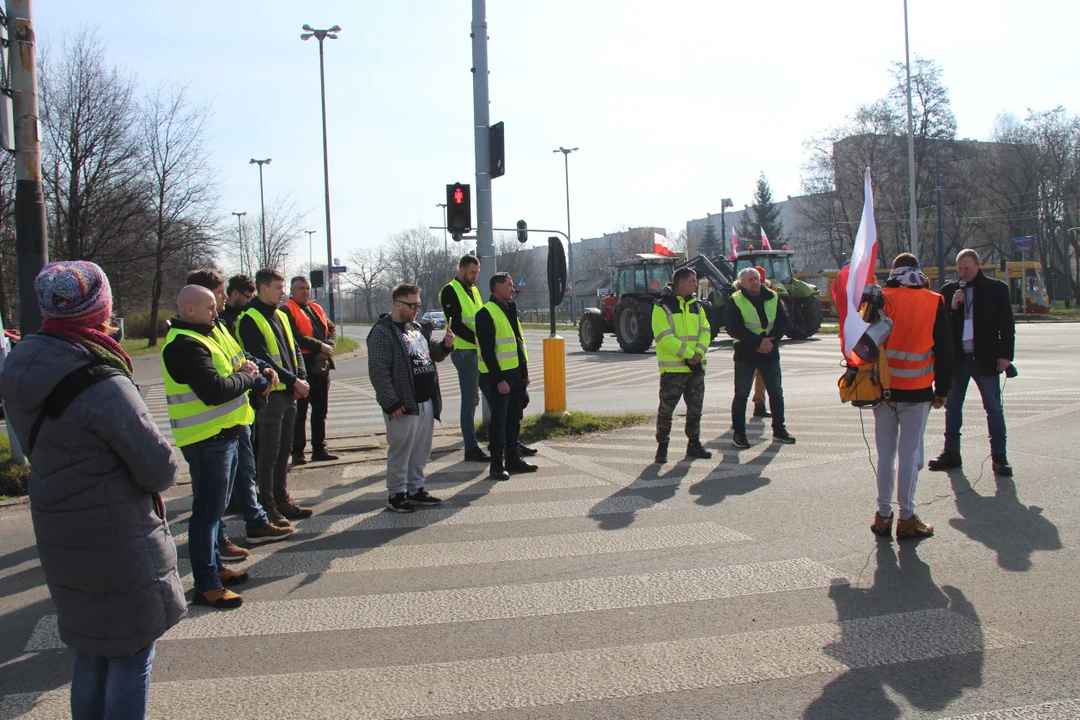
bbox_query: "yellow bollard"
[542,335,567,415]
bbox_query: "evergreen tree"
[698,222,721,257]
[738,172,784,248]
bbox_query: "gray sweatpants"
[383,400,435,495]
[873,401,931,520]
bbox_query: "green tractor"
[727,248,823,340]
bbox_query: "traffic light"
[516,219,528,244]
[446,183,472,237]
[310,269,324,289]
[489,122,505,179]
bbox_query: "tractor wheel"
[787,296,824,340]
[578,309,605,351]
[616,300,654,353]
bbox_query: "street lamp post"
[720,198,733,257]
[304,229,316,272]
[903,0,918,256]
[554,146,578,315]
[301,23,341,323]
[436,203,448,254]
[231,211,247,275]
[249,158,271,265]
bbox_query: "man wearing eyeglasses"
[221,274,256,337]
[367,283,454,513]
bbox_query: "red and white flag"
[831,167,879,365]
[729,228,739,261]
[653,232,677,257]
[760,228,772,250]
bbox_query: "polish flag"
[653,232,677,257]
[760,228,772,250]
[831,167,879,365]
[729,228,739,261]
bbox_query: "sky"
[34,0,1079,267]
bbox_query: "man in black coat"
[929,248,1015,476]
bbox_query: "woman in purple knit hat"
[0,261,185,720]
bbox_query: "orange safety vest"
[283,298,330,355]
[881,286,941,391]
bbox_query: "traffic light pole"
[471,0,495,296]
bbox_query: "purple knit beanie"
[34,261,114,327]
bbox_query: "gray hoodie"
[0,334,186,657]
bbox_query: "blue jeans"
[732,358,786,436]
[228,424,269,535]
[181,436,239,592]
[451,349,481,450]
[70,641,155,720]
[944,353,1007,455]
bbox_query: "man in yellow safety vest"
[476,272,534,480]
[440,254,490,463]
[652,266,713,464]
[726,266,796,448]
[161,285,261,609]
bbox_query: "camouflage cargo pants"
[656,371,706,444]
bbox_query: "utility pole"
[7,0,48,336]
[555,147,578,314]
[232,211,247,275]
[935,143,945,288]
[436,203,448,255]
[471,0,495,296]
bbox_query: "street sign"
[1013,236,1033,252]
[328,265,347,274]
[517,277,527,287]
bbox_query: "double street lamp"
[249,158,271,264]
[554,146,579,313]
[301,23,340,322]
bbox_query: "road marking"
[6,609,1027,720]
[935,699,1080,719]
[24,558,847,649]
[174,521,749,579]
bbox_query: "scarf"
[888,267,930,289]
[40,319,134,379]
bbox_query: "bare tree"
[343,246,389,322]
[494,235,540,300]
[140,82,219,344]
[39,28,145,264]
[385,226,456,310]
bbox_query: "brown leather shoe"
[871,512,894,538]
[264,505,294,529]
[896,514,934,539]
[218,539,251,563]
[277,497,314,520]
[218,568,249,587]
[193,587,243,609]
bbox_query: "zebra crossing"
[6,384,1075,719]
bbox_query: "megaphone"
[851,315,893,364]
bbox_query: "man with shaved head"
[161,285,262,609]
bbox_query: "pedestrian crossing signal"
[447,183,471,238]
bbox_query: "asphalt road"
[2,324,1078,719]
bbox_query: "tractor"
[728,247,823,340]
[577,254,729,353]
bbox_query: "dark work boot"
[654,443,668,464]
[505,448,538,474]
[992,454,1013,476]
[517,442,539,457]
[753,403,772,418]
[488,452,510,481]
[928,450,962,471]
[686,440,713,459]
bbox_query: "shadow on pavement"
[947,469,1062,572]
[803,540,984,720]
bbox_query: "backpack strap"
[26,364,127,457]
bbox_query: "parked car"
[421,310,446,329]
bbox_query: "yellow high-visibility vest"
[731,291,776,343]
[652,296,710,374]
[477,302,526,374]
[161,328,254,447]
[236,308,300,391]
[442,278,484,351]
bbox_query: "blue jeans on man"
[70,641,156,720]
[944,353,1007,455]
[732,358,786,437]
[219,424,270,537]
[451,349,481,450]
[181,435,239,593]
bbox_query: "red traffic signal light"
[446,183,472,236]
